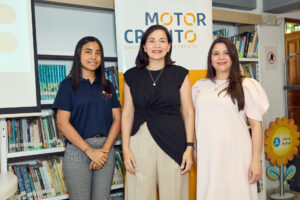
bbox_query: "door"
[285,19,300,154]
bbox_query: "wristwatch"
[186,142,195,149]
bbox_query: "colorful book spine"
[20,166,34,199]
[43,118,52,148]
[13,165,27,199]
[38,166,52,197]
[34,167,47,197]
[7,120,13,153]
[11,120,17,152]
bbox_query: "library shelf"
[43,194,69,200]
[239,58,259,62]
[111,184,124,190]
[0,112,48,119]
[7,147,66,159]
[43,183,124,200]
[41,99,55,105]
[114,140,121,145]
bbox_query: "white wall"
[259,9,300,194]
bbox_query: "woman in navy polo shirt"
[53,36,121,200]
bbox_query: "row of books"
[213,28,229,39]
[240,62,257,81]
[9,158,68,200]
[7,116,64,153]
[10,152,124,200]
[105,66,119,98]
[112,150,124,187]
[38,65,67,101]
[213,29,258,59]
[38,65,120,101]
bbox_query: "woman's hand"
[90,161,102,171]
[180,147,193,175]
[123,148,137,174]
[248,159,262,184]
[86,148,109,170]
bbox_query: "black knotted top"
[124,65,188,165]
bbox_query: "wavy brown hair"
[207,37,245,111]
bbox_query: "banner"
[114,0,212,72]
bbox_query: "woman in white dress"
[192,38,269,200]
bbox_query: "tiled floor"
[292,191,300,200]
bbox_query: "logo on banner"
[265,117,300,166]
[124,11,206,48]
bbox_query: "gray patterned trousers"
[63,137,115,200]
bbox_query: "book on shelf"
[257,178,263,193]
[115,150,123,174]
[112,151,124,187]
[112,165,123,187]
[6,116,65,153]
[38,65,67,101]
[105,66,120,99]
[10,158,68,200]
[240,62,257,81]
[213,28,229,39]
[12,165,27,199]
[213,28,258,59]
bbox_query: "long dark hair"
[207,37,245,111]
[68,36,111,93]
[135,25,175,67]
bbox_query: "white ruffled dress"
[192,78,269,200]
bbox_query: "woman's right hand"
[123,148,137,174]
[86,148,109,170]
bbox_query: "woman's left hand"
[180,147,193,175]
[248,160,262,184]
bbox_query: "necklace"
[214,80,228,91]
[147,67,165,86]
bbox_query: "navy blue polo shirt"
[53,77,120,139]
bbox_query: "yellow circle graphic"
[184,13,195,26]
[160,12,173,26]
[0,32,18,52]
[184,30,196,43]
[265,117,299,166]
[0,4,16,24]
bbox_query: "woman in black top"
[122,25,195,200]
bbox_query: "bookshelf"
[7,147,65,159]
[239,58,259,62]
[0,112,124,199]
[111,184,124,190]
[43,194,69,200]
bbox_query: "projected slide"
[0,0,32,72]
